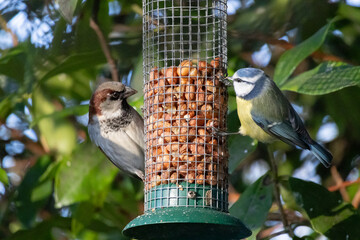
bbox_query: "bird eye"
[109,91,121,100]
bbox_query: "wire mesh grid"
[143,0,228,212]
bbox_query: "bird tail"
[310,142,332,168]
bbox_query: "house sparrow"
[88,81,145,180]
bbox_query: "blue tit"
[228,68,332,167]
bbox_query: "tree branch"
[267,145,294,238]
[89,18,119,82]
[328,178,360,192]
[229,30,348,64]
[352,187,360,209]
[330,166,350,202]
[0,14,18,46]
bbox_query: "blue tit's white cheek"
[233,81,255,98]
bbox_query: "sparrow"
[88,81,145,180]
[227,68,332,167]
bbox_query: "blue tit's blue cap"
[232,68,264,82]
[233,68,264,79]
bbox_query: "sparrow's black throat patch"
[101,101,133,133]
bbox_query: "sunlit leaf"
[54,142,118,208]
[281,62,360,95]
[31,181,52,202]
[338,3,360,24]
[229,173,273,230]
[56,0,79,23]
[39,51,106,83]
[0,168,9,185]
[289,177,360,239]
[42,70,94,101]
[32,88,77,155]
[9,216,71,240]
[30,105,88,128]
[274,19,335,86]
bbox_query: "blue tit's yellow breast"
[236,97,275,143]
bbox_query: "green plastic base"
[123,207,252,240]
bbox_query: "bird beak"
[124,86,137,98]
[226,76,234,81]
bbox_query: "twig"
[0,14,18,46]
[330,166,350,202]
[89,18,119,82]
[328,178,360,192]
[261,229,289,240]
[267,145,294,238]
[267,211,309,225]
[257,224,281,239]
[352,187,360,209]
[229,30,348,64]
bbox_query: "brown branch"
[229,30,348,64]
[267,145,294,238]
[267,211,309,226]
[89,18,119,82]
[352,187,360,209]
[261,229,289,240]
[0,14,18,46]
[328,178,360,192]
[257,224,282,239]
[330,166,350,202]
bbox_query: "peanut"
[177,60,193,76]
[145,58,228,188]
[165,66,179,84]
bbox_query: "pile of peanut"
[144,58,228,190]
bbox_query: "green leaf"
[30,105,88,128]
[15,156,52,227]
[289,177,360,239]
[31,181,53,202]
[247,228,261,240]
[32,87,77,155]
[0,47,25,82]
[42,69,94,101]
[54,142,118,208]
[0,168,9,185]
[56,0,79,23]
[39,51,106,83]
[9,216,71,240]
[274,20,334,86]
[71,201,96,235]
[228,135,257,174]
[229,173,274,230]
[281,62,360,95]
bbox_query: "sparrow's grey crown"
[232,68,268,100]
[96,81,126,93]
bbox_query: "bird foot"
[219,76,233,87]
[211,127,240,136]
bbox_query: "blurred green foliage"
[0,0,359,239]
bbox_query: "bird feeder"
[123,0,251,239]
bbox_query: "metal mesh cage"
[143,0,228,212]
